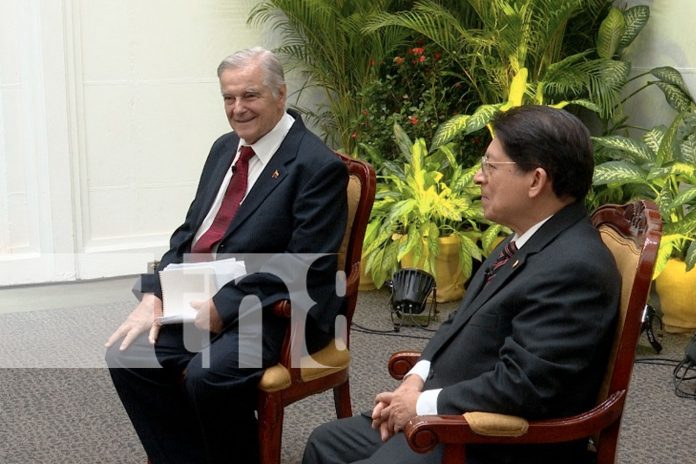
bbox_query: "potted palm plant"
[362,123,504,301]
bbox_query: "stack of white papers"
[158,258,246,324]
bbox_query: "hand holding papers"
[158,258,246,325]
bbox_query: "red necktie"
[192,146,255,254]
[485,240,517,284]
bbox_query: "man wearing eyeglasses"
[303,105,621,464]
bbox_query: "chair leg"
[258,394,284,464]
[333,380,353,418]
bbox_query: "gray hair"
[217,47,286,98]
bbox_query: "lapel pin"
[272,170,280,179]
[512,259,520,268]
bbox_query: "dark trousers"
[303,414,443,464]
[302,413,594,464]
[106,317,285,464]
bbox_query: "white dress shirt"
[192,113,295,250]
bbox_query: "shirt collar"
[238,112,295,165]
[512,214,553,249]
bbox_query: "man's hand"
[371,374,424,441]
[105,293,162,351]
[191,299,224,333]
[380,387,420,435]
[371,392,394,441]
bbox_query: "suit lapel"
[430,201,588,359]
[221,113,305,238]
[192,136,238,230]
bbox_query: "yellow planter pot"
[655,258,696,333]
[401,235,466,303]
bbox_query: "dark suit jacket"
[137,111,348,337]
[420,201,620,463]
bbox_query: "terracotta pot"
[655,258,696,333]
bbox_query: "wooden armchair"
[257,152,376,464]
[387,200,662,464]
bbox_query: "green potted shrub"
[362,123,504,301]
[593,105,696,331]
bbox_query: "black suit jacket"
[137,111,348,336]
[420,202,620,463]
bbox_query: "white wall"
[621,0,696,129]
[0,0,263,285]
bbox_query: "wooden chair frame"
[257,152,376,464]
[387,200,662,464]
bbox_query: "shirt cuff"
[406,360,431,382]
[416,388,442,415]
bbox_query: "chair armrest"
[388,351,422,380]
[403,390,627,454]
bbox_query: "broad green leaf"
[673,210,696,236]
[685,240,696,271]
[618,5,650,51]
[671,161,696,178]
[656,112,684,164]
[565,99,601,113]
[651,66,693,99]
[642,127,664,154]
[681,136,696,164]
[466,104,501,136]
[459,233,482,262]
[397,227,422,262]
[505,67,528,108]
[670,187,696,213]
[393,122,413,160]
[655,82,693,113]
[592,135,653,163]
[592,161,648,186]
[481,225,504,256]
[597,7,625,59]
[652,237,674,279]
[432,114,470,149]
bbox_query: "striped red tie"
[485,241,518,284]
[191,146,255,254]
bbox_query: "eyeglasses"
[480,155,517,176]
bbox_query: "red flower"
[409,115,419,125]
[393,56,405,65]
[351,132,358,139]
[418,55,426,63]
[410,47,425,56]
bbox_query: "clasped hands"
[104,293,224,351]
[371,374,424,441]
